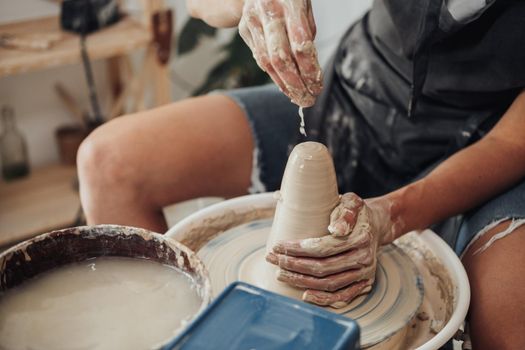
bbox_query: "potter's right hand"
[266,193,397,308]
[238,0,322,107]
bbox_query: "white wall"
[312,0,372,66]
[0,0,371,167]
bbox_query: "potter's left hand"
[266,193,397,308]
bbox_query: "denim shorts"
[222,84,525,256]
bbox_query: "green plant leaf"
[177,18,217,55]
[192,33,272,95]
[193,59,236,95]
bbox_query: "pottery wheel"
[198,219,424,347]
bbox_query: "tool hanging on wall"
[152,9,172,66]
[60,0,121,126]
[79,35,104,125]
[108,5,174,118]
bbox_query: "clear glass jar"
[0,105,30,181]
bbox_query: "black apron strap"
[381,0,444,116]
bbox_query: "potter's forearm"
[382,91,525,239]
[186,0,243,27]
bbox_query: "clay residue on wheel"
[178,207,275,252]
[396,232,456,348]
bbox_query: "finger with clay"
[238,0,322,107]
[266,193,397,308]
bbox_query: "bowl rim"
[0,224,213,346]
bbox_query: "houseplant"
[177,17,270,95]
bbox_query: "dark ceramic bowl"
[0,225,211,346]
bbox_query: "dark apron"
[304,0,525,198]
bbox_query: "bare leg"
[462,220,525,349]
[77,94,254,233]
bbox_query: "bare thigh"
[78,94,254,231]
[462,220,525,349]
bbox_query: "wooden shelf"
[0,15,151,77]
[0,164,80,248]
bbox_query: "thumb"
[328,193,364,237]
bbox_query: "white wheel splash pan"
[166,193,470,349]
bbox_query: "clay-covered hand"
[238,0,322,106]
[266,193,397,308]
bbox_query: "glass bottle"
[0,105,30,181]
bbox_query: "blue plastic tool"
[163,281,360,350]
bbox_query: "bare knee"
[77,119,142,208]
[462,220,525,349]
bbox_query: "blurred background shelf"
[0,164,79,250]
[0,0,173,114]
[0,15,151,77]
[0,1,173,253]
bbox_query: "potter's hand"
[238,0,322,107]
[266,193,397,308]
